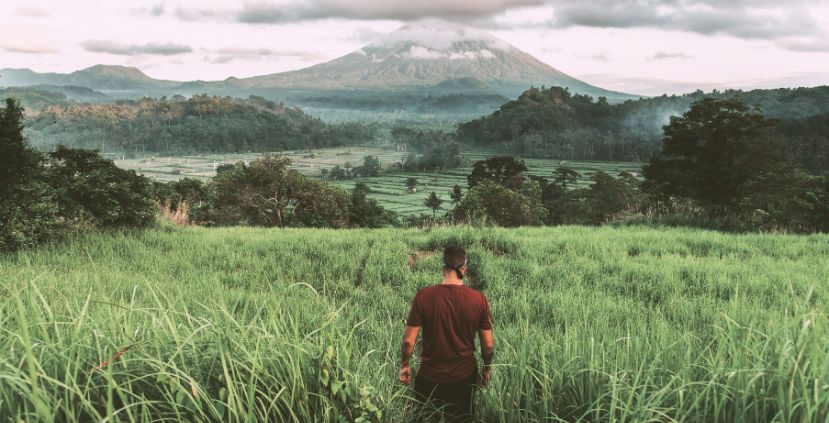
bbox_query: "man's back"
[406,284,492,383]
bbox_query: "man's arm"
[399,325,420,384]
[478,329,495,387]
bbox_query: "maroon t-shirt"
[406,284,492,383]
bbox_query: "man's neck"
[441,276,464,285]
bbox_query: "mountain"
[1,22,634,100]
[237,21,633,100]
[0,65,178,91]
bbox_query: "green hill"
[457,85,829,167]
[1,225,827,421]
[22,94,375,154]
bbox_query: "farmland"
[1,225,828,421]
[115,147,643,217]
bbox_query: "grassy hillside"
[1,226,828,421]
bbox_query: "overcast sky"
[2,0,828,95]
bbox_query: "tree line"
[457,85,829,171]
[441,98,828,232]
[22,94,375,155]
[3,95,828,254]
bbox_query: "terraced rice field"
[115,147,642,217]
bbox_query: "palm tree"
[449,184,463,204]
[424,192,443,217]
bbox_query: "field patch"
[116,147,643,217]
[2,226,827,421]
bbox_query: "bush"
[452,180,546,227]
[44,147,157,228]
[0,98,157,252]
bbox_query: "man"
[399,246,495,422]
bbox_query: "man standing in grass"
[399,246,495,422]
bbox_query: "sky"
[1,0,828,96]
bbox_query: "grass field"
[1,225,828,421]
[115,147,642,217]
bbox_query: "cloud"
[171,0,828,54]
[150,3,165,16]
[590,52,610,62]
[775,37,829,53]
[83,40,193,56]
[396,45,497,60]
[649,51,694,61]
[208,47,328,63]
[547,0,829,52]
[578,73,723,96]
[16,5,50,17]
[0,40,56,54]
[234,0,544,23]
[175,6,229,21]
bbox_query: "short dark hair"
[443,246,467,279]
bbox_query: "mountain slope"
[0,65,178,90]
[240,22,633,100]
[1,22,635,101]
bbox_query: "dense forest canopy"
[2,84,828,170]
[22,94,376,155]
[458,85,829,170]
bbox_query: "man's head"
[443,246,467,280]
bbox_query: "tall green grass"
[1,225,828,421]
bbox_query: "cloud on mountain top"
[172,0,829,52]
[83,40,193,56]
[648,51,694,61]
[236,0,544,23]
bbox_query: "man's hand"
[400,325,420,385]
[479,368,491,388]
[399,364,412,385]
[478,329,494,388]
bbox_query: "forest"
[458,85,829,169]
[22,94,375,155]
[4,84,827,172]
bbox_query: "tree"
[424,192,444,217]
[468,156,527,189]
[44,147,156,228]
[553,164,581,190]
[452,179,546,227]
[212,155,293,226]
[582,171,640,224]
[0,98,60,251]
[361,155,381,177]
[0,99,41,200]
[349,182,398,227]
[449,184,464,204]
[403,152,418,171]
[211,154,351,228]
[643,98,793,210]
[406,177,418,191]
[343,161,353,179]
[329,165,347,180]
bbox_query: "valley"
[115,146,643,217]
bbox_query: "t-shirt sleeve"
[479,293,492,330]
[405,291,422,327]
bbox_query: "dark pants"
[413,372,477,422]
